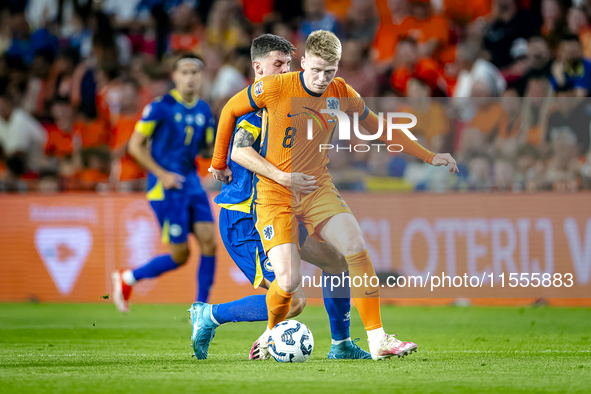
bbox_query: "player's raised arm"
[211,74,283,182]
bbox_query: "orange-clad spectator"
[109,78,146,188]
[567,7,591,59]
[402,76,450,152]
[74,104,111,149]
[325,0,352,20]
[443,0,492,26]
[95,64,123,126]
[540,0,568,53]
[470,98,509,138]
[398,0,453,64]
[45,97,75,159]
[170,4,203,54]
[520,76,553,147]
[45,123,74,159]
[391,37,450,96]
[372,0,408,70]
[75,148,111,191]
[457,81,513,161]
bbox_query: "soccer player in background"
[189,34,371,361]
[111,54,217,312]
[211,30,458,360]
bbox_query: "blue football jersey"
[135,89,215,197]
[214,110,263,213]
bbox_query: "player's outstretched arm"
[211,88,258,182]
[128,131,184,189]
[231,127,319,199]
[360,110,458,173]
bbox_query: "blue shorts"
[219,208,275,288]
[150,189,213,244]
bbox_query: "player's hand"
[284,173,318,204]
[160,171,185,189]
[431,153,459,174]
[208,166,233,185]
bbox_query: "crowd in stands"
[0,0,590,193]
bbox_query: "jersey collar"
[299,71,323,97]
[171,89,199,108]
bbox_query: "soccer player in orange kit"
[211,30,458,360]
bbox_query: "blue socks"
[196,255,216,302]
[130,253,216,302]
[132,254,178,281]
[211,294,268,324]
[209,271,352,343]
[322,271,351,341]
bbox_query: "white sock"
[209,307,221,326]
[262,326,273,344]
[367,327,385,344]
[122,270,136,286]
[331,337,351,345]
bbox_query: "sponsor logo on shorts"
[263,225,274,241]
[254,81,264,97]
[170,224,182,237]
[264,259,274,272]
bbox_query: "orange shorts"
[254,174,352,253]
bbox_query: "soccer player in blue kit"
[188,35,371,361]
[112,54,217,312]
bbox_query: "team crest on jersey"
[263,225,274,241]
[185,114,194,124]
[196,113,206,126]
[175,113,182,122]
[326,97,340,118]
[264,259,274,272]
[254,81,264,97]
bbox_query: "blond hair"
[305,30,342,63]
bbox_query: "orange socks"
[266,280,294,329]
[345,249,383,331]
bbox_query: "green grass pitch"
[1,303,590,393]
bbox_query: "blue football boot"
[328,338,372,360]
[188,302,217,359]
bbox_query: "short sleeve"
[344,82,368,120]
[135,99,163,137]
[236,112,262,141]
[249,74,283,111]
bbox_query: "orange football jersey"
[213,71,435,204]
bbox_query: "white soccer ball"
[267,320,314,363]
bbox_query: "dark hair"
[250,34,295,62]
[561,33,581,44]
[397,36,418,46]
[173,53,205,70]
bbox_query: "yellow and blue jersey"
[135,89,215,199]
[214,110,263,214]
[136,89,216,244]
